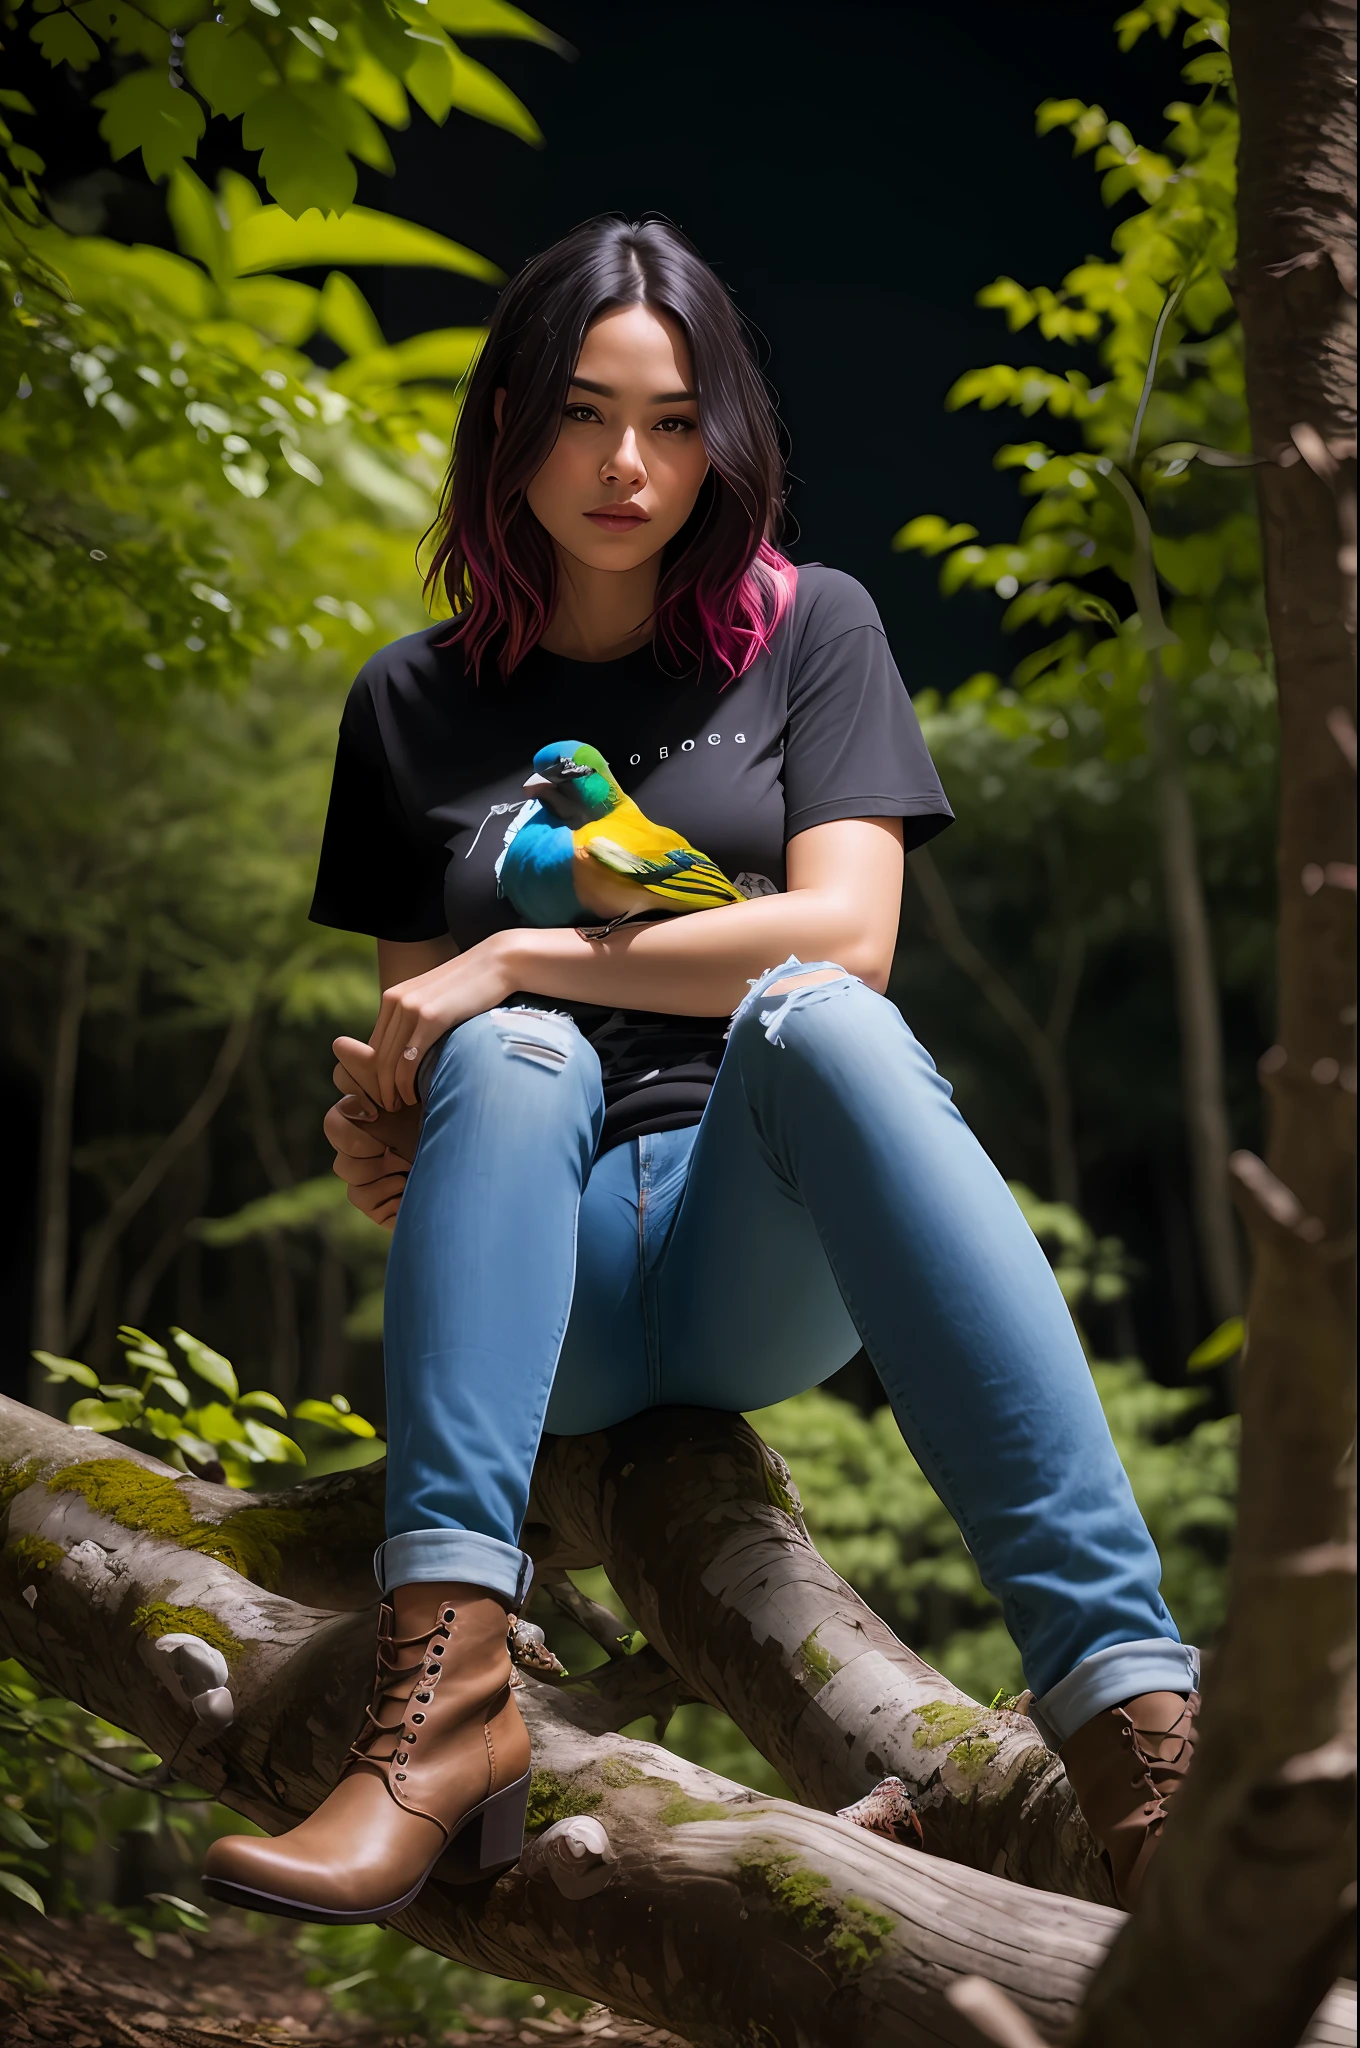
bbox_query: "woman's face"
[521,303,710,574]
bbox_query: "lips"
[585,504,650,531]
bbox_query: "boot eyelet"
[395,1771,406,1781]
[443,1607,455,1622]
[432,1644,445,1655]
[416,1692,430,1703]
[396,1752,408,1764]
[412,1713,425,1724]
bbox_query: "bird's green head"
[524,740,622,824]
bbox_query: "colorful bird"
[496,740,744,927]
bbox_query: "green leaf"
[403,35,541,144]
[30,12,100,69]
[318,270,386,357]
[182,21,278,121]
[331,324,484,392]
[171,1328,239,1402]
[94,69,206,183]
[117,1327,168,1361]
[166,164,231,280]
[32,1350,99,1388]
[67,1395,143,1432]
[241,90,356,218]
[224,276,321,345]
[0,91,38,114]
[0,1871,45,1913]
[293,1397,377,1438]
[1187,1317,1245,1372]
[236,1389,289,1417]
[427,0,571,51]
[230,202,500,281]
[241,1417,306,1465]
[0,1809,47,1850]
[891,514,980,557]
[186,1400,250,1447]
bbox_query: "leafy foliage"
[36,1324,379,1483]
[14,0,565,217]
[895,0,1259,802]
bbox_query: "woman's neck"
[537,547,660,662]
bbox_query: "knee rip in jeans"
[489,1006,578,1072]
[732,957,860,1049]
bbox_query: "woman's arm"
[363,817,904,1109]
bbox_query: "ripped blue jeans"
[380,961,1196,1748]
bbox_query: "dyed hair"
[424,215,795,681]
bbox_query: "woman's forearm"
[498,886,890,1018]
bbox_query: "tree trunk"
[29,937,87,1394]
[1144,661,1246,1325]
[0,1398,1353,2048]
[1074,7,1357,2044]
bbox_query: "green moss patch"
[761,1452,801,1520]
[48,1461,198,1539]
[2,1535,65,1588]
[947,1735,998,1784]
[601,1755,646,1789]
[658,1791,731,1826]
[0,1460,43,1514]
[798,1628,841,1689]
[130,1602,243,1659]
[43,1458,365,1594]
[525,1769,603,1835]
[911,1700,984,1749]
[736,1840,893,1979]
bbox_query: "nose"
[601,426,646,491]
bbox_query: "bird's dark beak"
[523,772,552,795]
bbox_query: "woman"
[204,216,1198,1923]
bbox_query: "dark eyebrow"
[569,377,698,403]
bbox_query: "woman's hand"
[366,931,521,1109]
[324,1090,413,1231]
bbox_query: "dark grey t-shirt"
[310,563,952,1149]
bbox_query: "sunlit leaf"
[0,1871,45,1913]
[1187,1317,1245,1372]
[236,1389,290,1417]
[67,1395,143,1432]
[293,1397,378,1438]
[171,1328,239,1402]
[94,69,205,184]
[32,1350,99,1388]
[242,1417,307,1464]
[230,204,500,281]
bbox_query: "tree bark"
[1,1398,1353,2048]
[29,936,87,1391]
[1074,7,1357,2044]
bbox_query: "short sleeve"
[781,573,953,852]
[309,676,450,942]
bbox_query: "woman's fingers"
[324,1100,385,1156]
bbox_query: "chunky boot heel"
[203,1585,533,1923]
[442,1767,532,1885]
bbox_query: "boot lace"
[1118,1694,1199,1817]
[347,1605,457,1775]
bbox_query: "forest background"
[0,0,1268,2031]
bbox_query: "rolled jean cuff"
[1030,1637,1201,1751]
[374,1530,534,1609]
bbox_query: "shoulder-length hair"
[423,214,795,682]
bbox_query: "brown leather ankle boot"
[1059,1689,1200,1908]
[202,1583,531,1923]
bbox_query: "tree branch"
[0,1398,1353,2046]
